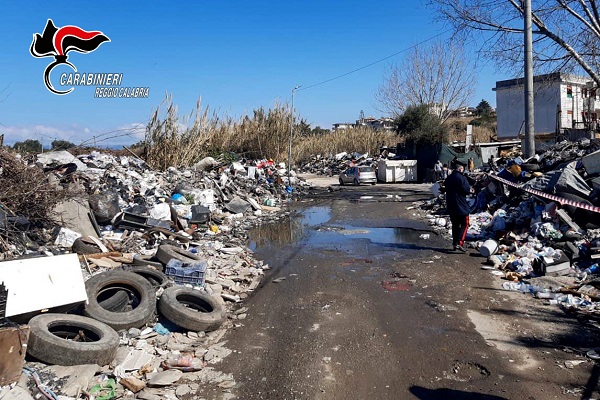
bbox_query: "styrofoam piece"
[0,254,87,317]
[54,227,82,247]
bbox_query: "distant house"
[493,72,592,140]
[332,122,356,131]
[451,106,473,118]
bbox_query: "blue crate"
[165,259,207,286]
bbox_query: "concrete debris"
[0,149,315,398]
[120,376,146,392]
[148,369,183,386]
[40,364,100,397]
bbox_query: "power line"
[298,28,453,92]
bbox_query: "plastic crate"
[165,260,207,286]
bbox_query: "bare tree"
[431,0,600,85]
[375,41,477,122]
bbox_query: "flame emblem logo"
[30,19,110,95]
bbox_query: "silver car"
[339,166,377,185]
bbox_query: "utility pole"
[288,85,301,191]
[524,0,535,158]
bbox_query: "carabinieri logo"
[30,19,110,95]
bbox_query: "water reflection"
[248,204,432,252]
[247,206,332,250]
[248,216,304,249]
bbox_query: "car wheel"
[27,313,119,366]
[371,182,376,185]
[84,270,156,331]
[353,178,359,186]
[158,286,225,332]
[339,178,344,186]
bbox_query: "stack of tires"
[27,252,225,366]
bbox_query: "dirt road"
[196,177,600,400]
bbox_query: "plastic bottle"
[518,282,532,293]
[535,291,557,299]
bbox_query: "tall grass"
[144,95,398,170]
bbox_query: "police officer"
[445,160,473,252]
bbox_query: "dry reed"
[144,95,400,170]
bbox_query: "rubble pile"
[418,139,600,318]
[298,151,377,176]
[0,149,314,399]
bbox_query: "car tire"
[158,286,224,332]
[132,254,164,269]
[155,244,201,265]
[123,265,170,289]
[84,270,156,331]
[371,182,376,185]
[339,178,344,186]
[27,313,119,366]
[98,290,130,312]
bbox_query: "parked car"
[339,166,377,185]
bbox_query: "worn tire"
[155,244,201,265]
[132,255,164,269]
[84,270,156,331]
[123,265,170,288]
[158,286,224,332]
[98,290,130,312]
[27,313,119,366]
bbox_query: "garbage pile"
[419,139,600,318]
[0,149,311,399]
[298,151,377,176]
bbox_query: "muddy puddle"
[248,205,434,252]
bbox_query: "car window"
[359,167,374,172]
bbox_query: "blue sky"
[0,1,502,147]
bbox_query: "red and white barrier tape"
[488,173,600,214]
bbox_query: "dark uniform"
[445,166,471,250]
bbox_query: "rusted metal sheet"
[0,325,30,386]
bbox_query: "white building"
[333,117,396,132]
[332,122,356,131]
[493,72,590,139]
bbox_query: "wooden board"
[0,325,30,386]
